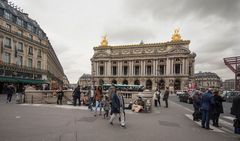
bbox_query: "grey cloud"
[126,0,240,22]
[106,26,157,43]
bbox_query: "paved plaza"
[0,94,239,141]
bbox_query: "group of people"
[153,87,170,108]
[87,84,126,127]
[192,88,224,130]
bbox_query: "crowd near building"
[0,0,67,92]
[91,29,196,91]
[194,72,222,89]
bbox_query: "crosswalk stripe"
[185,114,225,133]
[223,116,235,121]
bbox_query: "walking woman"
[94,86,103,116]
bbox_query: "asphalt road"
[0,94,239,141]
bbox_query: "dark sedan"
[178,92,190,103]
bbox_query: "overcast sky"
[10,0,240,83]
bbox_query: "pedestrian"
[231,93,240,134]
[118,92,126,127]
[155,89,161,107]
[153,90,158,107]
[94,86,103,116]
[88,86,95,111]
[72,85,81,106]
[109,88,120,125]
[6,84,15,103]
[212,89,224,127]
[163,87,169,108]
[103,96,110,119]
[200,88,214,130]
[56,86,64,105]
[192,90,202,121]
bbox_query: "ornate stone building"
[0,0,66,91]
[77,73,91,88]
[194,72,222,89]
[91,29,196,91]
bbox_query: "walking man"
[200,89,214,130]
[73,85,81,106]
[109,89,120,125]
[163,87,169,108]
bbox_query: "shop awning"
[0,76,47,84]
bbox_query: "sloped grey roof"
[0,0,46,38]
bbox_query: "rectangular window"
[3,52,11,63]
[175,64,181,74]
[17,18,24,27]
[99,66,104,75]
[18,30,23,36]
[146,66,152,75]
[37,61,41,69]
[17,42,23,52]
[159,65,165,75]
[37,49,42,58]
[4,37,11,48]
[28,58,33,68]
[4,11,12,21]
[27,23,33,32]
[16,56,23,66]
[135,66,140,75]
[6,24,11,31]
[29,34,33,41]
[28,46,33,55]
[112,66,117,75]
[123,66,128,75]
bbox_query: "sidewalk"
[0,98,238,141]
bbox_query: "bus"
[102,84,144,92]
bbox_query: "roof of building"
[80,73,92,79]
[0,0,47,39]
[194,72,220,79]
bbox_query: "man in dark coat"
[6,84,15,103]
[231,94,240,119]
[212,90,224,127]
[109,90,120,125]
[163,87,169,108]
[192,91,202,121]
[73,85,81,106]
[200,89,214,130]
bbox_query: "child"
[103,96,110,119]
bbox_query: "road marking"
[171,101,234,133]
[223,116,235,121]
[185,114,225,133]
[16,116,21,119]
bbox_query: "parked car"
[176,91,184,96]
[223,91,240,102]
[178,91,190,103]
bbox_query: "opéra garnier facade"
[91,29,196,91]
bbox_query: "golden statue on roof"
[100,35,108,46]
[171,28,182,41]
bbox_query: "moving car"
[178,91,190,103]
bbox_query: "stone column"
[154,61,156,76]
[143,61,145,76]
[166,58,170,75]
[96,61,99,76]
